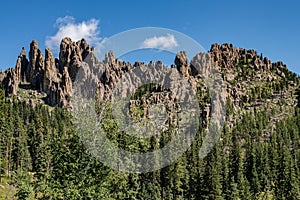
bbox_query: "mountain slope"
[0,38,299,199]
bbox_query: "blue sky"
[0,0,299,74]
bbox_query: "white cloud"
[54,16,75,27]
[141,34,178,50]
[45,16,101,52]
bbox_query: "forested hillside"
[0,40,299,199]
[0,86,299,199]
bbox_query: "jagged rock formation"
[100,50,132,91]
[209,43,288,79]
[2,48,29,96]
[208,43,299,131]
[2,68,19,95]
[0,38,299,142]
[27,40,44,89]
[16,47,29,82]
[209,43,297,105]
[175,51,190,78]
[43,48,57,93]
[1,39,298,124]
[1,38,93,107]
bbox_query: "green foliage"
[0,81,299,200]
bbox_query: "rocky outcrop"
[43,48,58,93]
[208,43,290,73]
[2,68,19,95]
[1,48,29,96]
[16,47,29,83]
[27,40,44,90]
[1,39,297,111]
[0,38,95,107]
[102,51,132,88]
[210,43,299,134]
[43,66,72,107]
[62,66,72,103]
[175,51,190,78]
[59,38,93,81]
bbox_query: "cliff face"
[0,38,299,145]
[0,39,298,116]
[1,38,93,107]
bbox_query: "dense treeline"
[0,87,299,199]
